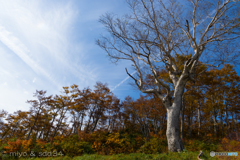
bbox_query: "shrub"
[184,139,219,152]
[104,132,133,154]
[137,137,168,154]
[61,141,94,157]
[217,138,240,152]
[60,134,94,157]
[90,131,144,155]
[4,139,33,154]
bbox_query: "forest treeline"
[0,63,240,157]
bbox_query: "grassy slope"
[13,151,240,160]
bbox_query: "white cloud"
[0,25,60,86]
[0,0,136,115]
[24,91,29,94]
[0,0,98,86]
[0,0,87,113]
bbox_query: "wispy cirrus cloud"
[0,0,99,113]
[0,25,60,87]
[1,0,105,85]
[0,0,136,114]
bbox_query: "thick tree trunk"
[166,103,184,152]
[164,70,189,152]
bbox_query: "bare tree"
[97,0,240,152]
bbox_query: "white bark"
[165,73,188,152]
[166,107,184,152]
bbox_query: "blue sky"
[0,0,143,114]
[1,0,239,116]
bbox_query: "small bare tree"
[97,0,240,152]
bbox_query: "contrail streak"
[111,70,138,91]
[0,25,62,88]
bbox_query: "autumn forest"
[1,0,240,159]
[0,62,239,158]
